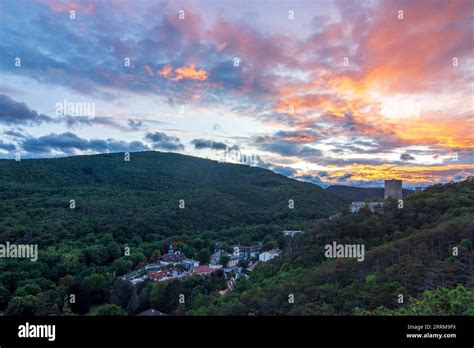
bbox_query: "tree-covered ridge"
[0,151,346,244]
[189,179,474,315]
[0,151,346,315]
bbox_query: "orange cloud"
[157,64,208,81]
[158,65,172,78]
[172,64,208,81]
[328,163,474,184]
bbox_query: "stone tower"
[384,179,403,200]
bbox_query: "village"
[121,230,304,296]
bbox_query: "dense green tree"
[196,249,211,264]
[68,283,91,315]
[110,279,133,309]
[0,284,9,310]
[83,273,109,305]
[219,254,230,267]
[93,304,128,316]
[5,295,37,316]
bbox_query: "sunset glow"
[0,0,472,188]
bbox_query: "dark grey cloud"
[0,94,53,125]
[294,174,326,187]
[191,138,238,151]
[261,141,323,158]
[336,173,353,182]
[0,95,150,132]
[145,131,184,151]
[255,129,323,158]
[4,129,28,139]
[256,159,297,178]
[63,115,148,132]
[400,153,415,161]
[21,132,149,157]
[271,165,297,177]
[0,140,16,151]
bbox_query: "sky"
[0,0,473,188]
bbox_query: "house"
[242,244,263,259]
[227,253,245,267]
[227,244,263,260]
[160,250,186,265]
[227,245,245,257]
[210,250,222,265]
[282,230,304,237]
[222,266,242,278]
[259,249,281,262]
[189,265,218,276]
[181,259,199,270]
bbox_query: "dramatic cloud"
[0,94,53,125]
[191,139,233,151]
[256,130,323,158]
[400,153,415,161]
[0,0,471,186]
[145,131,184,151]
[21,132,149,157]
[336,173,354,182]
[0,140,16,151]
[172,65,209,81]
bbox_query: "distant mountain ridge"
[0,151,347,239]
[326,185,414,201]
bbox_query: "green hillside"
[0,151,346,244]
[189,179,474,315]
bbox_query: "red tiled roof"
[189,265,217,275]
[147,271,166,280]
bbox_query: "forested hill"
[0,151,346,243]
[326,185,413,201]
[193,179,474,315]
[0,151,347,315]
